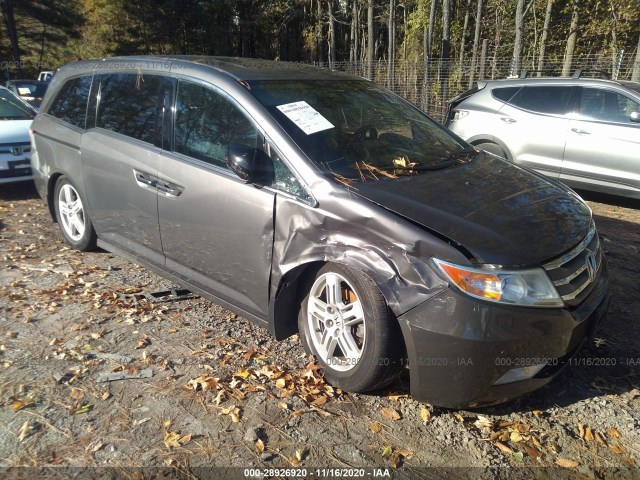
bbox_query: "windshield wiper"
[444,146,479,163]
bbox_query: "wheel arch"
[467,135,514,162]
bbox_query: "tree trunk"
[562,0,579,77]
[537,0,553,76]
[328,0,336,68]
[317,0,324,64]
[632,35,640,82]
[350,0,359,63]
[1,0,22,77]
[422,0,438,110]
[388,0,396,88]
[458,0,471,65]
[442,0,451,43]
[609,0,617,78]
[510,0,525,77]
[468,0,483,88]
[367,0,374,79]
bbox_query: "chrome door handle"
[135,172,156,187]
[156,182,183,197]
[500,117,516,124]
[571,128,590,135]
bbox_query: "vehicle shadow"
[0,181,39,201]
[576,189,640,210]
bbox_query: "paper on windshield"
[18,87,32,95]
[276,101,334,135]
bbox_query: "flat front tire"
[298,263,404,393]
[54,176,97,251]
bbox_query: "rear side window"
[96,73,163,144]
[516,86,572,115]
[47,76,93,128]
[492,87,521,104]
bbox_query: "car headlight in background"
[433,258,564,308]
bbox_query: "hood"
[354,153,591,266]
[0,120,32,144]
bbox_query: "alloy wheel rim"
[307,272,366,372]
[58,184,85,242]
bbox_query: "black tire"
[298,263,404,393]
[476,142,508,159]
[53,176,97,251]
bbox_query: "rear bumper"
[398,259,610,408]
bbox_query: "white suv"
[0,86,36,184]
[446,76,640,199]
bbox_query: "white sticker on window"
[276,101,334,135]
[18,87,32,95]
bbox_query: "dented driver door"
[157,79,275,319]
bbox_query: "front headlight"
[433,258,564,308]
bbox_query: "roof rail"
[572,68,610,79]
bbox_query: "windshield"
[0,89,35,120]
[249,80,468,183]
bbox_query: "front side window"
[579,88,640,124]
[96,73,163,143]
[174,80,258,169]
[47,76,93,128]
[516,86,573,115]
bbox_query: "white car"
[0,86,36,184]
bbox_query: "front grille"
[543,225,603,308]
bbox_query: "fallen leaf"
[234,369,251,379]
[607,427,621,438]
[69,388,84,399]
[12,399,34,412]
[310,395,327,406]
[531,410,543,416]
[85,440,105,453]
[595,432,606,446]
[381,445,393,458]
[578,423,585,439]
[454,413,464,423]
[275,378,287,389]
[277,401,290,410]
[556,458,579,469]
[381,407,401,421]
[17,421,30,442]
[610,444,624,455]
[295,448,306,461]
[136,335,150,349]
[370,421,382,433]
[510,430,523,443]
[474,415,492,429]
[420,408,430,424]
[256,439,265,453]
[288,456,301,467]
[511,451,524,462]
[495,442,513,454]
[585,426,594,443]
[387,392,409,401]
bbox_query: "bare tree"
[458,0,472,65]
[328,0,336,68]
[422,0,438,110]
[632,35,640,82]
[468,0,483,87]
[388,0,396,88]
[317,0,325,64]
[537,0,553,76]
[510,0,525,77]
[562,0,579,76]
[367,0,374,79]
[350,0,359,63]
[1,0,23,76]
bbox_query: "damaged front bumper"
[398,260,610,409]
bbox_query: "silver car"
[446,76,640,199]
[30,57,609,408]
[0,86,35,184]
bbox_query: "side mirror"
[226,144,272,185]
[631,111,640,123]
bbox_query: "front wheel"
[298,264,404,393]
[54,176,97,251]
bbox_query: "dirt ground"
[1,182,639,479]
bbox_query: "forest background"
[2,0,639,118]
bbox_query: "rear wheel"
[476,142,507,159]
[54,176,97,251]
[298,263,404,393]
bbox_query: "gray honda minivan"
[30,57,609,408]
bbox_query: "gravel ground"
[0,182,639,479]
